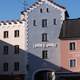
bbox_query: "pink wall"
[60,40,80,72]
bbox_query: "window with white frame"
[4,31,8,38]
[14,30,19,37]
[42,19,47,27]
[69,42,75,50]
[69,59,76,68]
[42,33,47,42]
[42,50,48,59]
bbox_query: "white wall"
[28,2,65,65]
[0,21,27,75]
[27,1,65,80]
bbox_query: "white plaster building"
[0,20,27,80]
[0,0,69,80]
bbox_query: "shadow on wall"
[0,40,80,80]
[0,40,26,80]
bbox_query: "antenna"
[22,0,28,10]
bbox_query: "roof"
[21,0,66,15]
[0,20,25,26]
[59,18,80,40]
[47,0,66,9]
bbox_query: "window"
[42,19,47,27]
[69,59,76,67]
[26,64,29,71]
[14,62,19,71]
[14,30,19,37]
[14,45,19,54]
[53,18,57,25]
[69,42,75,50]
[42,33,47,42]
[33,20,36,26]
[4,31,8,38]
[40,8,42,13]
[42,50,48,59]
[47,8,49,13]
[3,63,8,71]
[3,46,8,55]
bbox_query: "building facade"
[24,0,66,80]
[0,0,80,80]
[59,19,80,80]
[0,20,28,80]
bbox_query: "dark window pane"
[14,30,19,37]
[47,8,49,12]
[14,62,19,71]
[3,63,8,71]
[70,59,76,67]
[3,46,8,55]
[42,33,47,42]
[14,45,19,54]
[33,20,36,26]
[54,19,57,25]
[42,19,47,27]
[40,8,42,13]
[4,31,8,38]
[69,42,75,50]
[42,50,48,59]
[26,64,29,71]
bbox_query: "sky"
[0,0,79,20]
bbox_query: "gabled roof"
[21,0,66,15]
[59,18,80,40]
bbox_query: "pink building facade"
[60,40,80,72]
[59,19,80,79]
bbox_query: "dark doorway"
[34,70,53,80]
